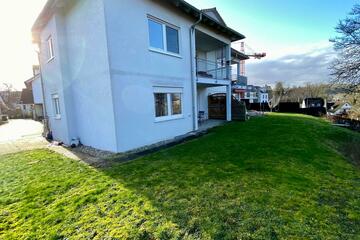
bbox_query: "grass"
[0,113,359,239]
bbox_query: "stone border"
[103,130,209,166]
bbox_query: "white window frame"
[147,15,181,58]
[47,36,54,62]
[52,94,61,119]
[153,87,183,122]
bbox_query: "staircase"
[232,98,247,121]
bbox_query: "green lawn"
[0,114,359,239]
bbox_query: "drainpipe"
[190,12,202,131]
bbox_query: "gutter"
[190,12,202,131]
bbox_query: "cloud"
[246,43,336,87]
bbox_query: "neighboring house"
[241,85,260,103]
[258,88,269,103]
[245,85,258,103]
[32,0,246,152]
[233,84,269,104]
[257,85,270,103]
[332,102,352,115]
[19,88,34,118]
[0,91,21,109]
[24,66,44,120]
[301,98,326,108]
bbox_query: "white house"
[333,102,352,115]
[257,87,269,103]
[19,88,34,118]
[32,0,246,152]
[24,66,44,120]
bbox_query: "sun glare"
[0,0,46,90]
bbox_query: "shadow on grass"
[86,114,360,239]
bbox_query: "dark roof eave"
[161,0,245,41]
[24,74,40,85]
[32,0,57,35]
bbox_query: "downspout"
[190,12,202,131]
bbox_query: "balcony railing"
[196,58,231,80]
[231,74,248,85]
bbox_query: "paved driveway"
[0,119,48,155]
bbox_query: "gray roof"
[201,8,227,26]
[164,0,245,41]
[32,0,245,42]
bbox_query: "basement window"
[154,87,183,122]
[52,94,61,119]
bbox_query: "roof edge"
[164,0,245,41]
[32,0,246,42]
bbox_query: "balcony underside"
[196,76,231,86]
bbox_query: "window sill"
[54,115,61,120]
[155,114,183,123]
[47,56,55,63]
[149,48,182,59]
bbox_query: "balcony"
[196,58,231,81]
[195,29,231,86]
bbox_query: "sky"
[0,0,357,90]
[186,0,357,87]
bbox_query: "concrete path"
[0,119,48,155]
[0,119,89,162]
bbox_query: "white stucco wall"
[31,76,43,104]
[39,15,71,143]
[197,86,209,119]
[39,0,117,151]
[20,104,34,118]
[64,0,117,151]
[104,0,195,151]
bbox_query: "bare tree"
[280,84,330,103]
[1,83,18,110]
[330,4,360,93]
[268,82,284,111]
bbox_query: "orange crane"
[233,42,266,76]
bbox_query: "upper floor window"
[47,36,54,61]
[148,17,180,55]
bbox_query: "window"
[148,17,180,55]
[171,93,182,115]
[148,19,164,50]
[52,94,61,119]
[154,88,183,121]
[47,36,54,61]
[154,93,168,117]
[166,26,179,54]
